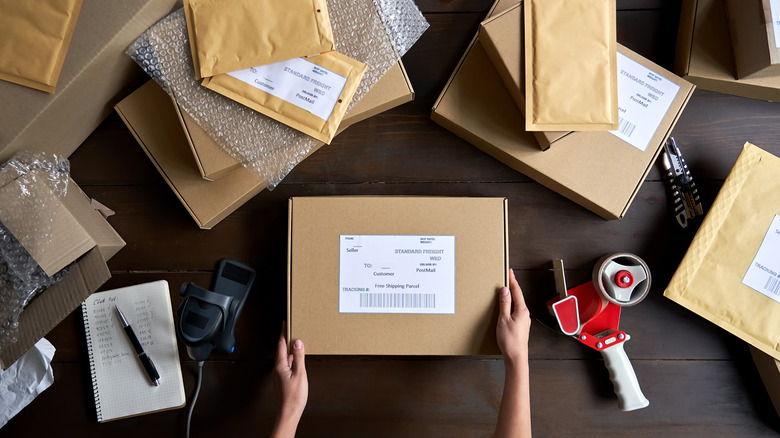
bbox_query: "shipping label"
[338,235,456,314]
[610,53,681,152]
[772,0,780,48]
[227,57,347,121]
[743,215,780,303]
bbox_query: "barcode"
[359,293,436,308]
[617,117,636,138]
[765,276,780,295]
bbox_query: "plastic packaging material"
[0,153,71,354]
[127,0,428,189]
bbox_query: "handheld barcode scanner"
[177,260,255,361]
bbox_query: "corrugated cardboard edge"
[287,197,294,349]
[2,0,178,164]
[0,247,110,369]
[674,0,697,77]
[750,345,780,418]
[663,142,780,360]
[65,177,126,261]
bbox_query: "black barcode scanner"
[177,260,255,361]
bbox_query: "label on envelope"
[772,0,780,48]
[610,53,680,152]
[338,235,456,314]
[228,57,347,121]
[742,215,780,302]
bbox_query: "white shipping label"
[772,0,780,48]
[339,235,456,314]
[742,215,780,303]
[227,57,347,121]
[609,53,681,152]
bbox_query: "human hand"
[496,269,531,367]
[272,322,308,438]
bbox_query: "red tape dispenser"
[547,254,651,412]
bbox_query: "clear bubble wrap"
[127,0,428,189]
[0,153,71,354]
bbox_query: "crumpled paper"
[0,338,56,428]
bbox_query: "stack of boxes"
[432,0,695,220]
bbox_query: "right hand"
[496,269,531,366]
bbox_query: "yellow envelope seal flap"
[0,0,83,93]
[524,0,618,131]
[184,0,335,79]
[665,142,780,361]
[202,51,366,144]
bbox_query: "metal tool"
[546,254,651,411]
[662,137,703,228]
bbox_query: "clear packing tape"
[0,153,71,354]
[127,0,428,189]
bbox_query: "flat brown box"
[676,0,780,102]
[432,0,694,220]
[725,0,780,79]
[287,196,507,355]
[116,62,415,229]
[0,175,125,368]
[177,63,415,181]
[0,0,178,164]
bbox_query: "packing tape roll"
[592,253,651,307]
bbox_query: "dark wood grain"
[4,3,780,437]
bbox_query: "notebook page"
[82,280,185,422]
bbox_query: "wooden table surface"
[4,0,780,436]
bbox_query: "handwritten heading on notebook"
[82,280,185,422]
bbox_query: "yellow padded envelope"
[202,51,366,144]
[665,143,780,361]
[524,0,617,131]
[0,0,82,93]
[184,0,335,79]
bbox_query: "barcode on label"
[359,293,436,308]
[765,276,780,295]
[617,117,636,138]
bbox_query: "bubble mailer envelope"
[524,0,618,131]
[128,0,428,189]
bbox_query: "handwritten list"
[82,281,185,422]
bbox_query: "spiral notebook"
[82,280,185,422]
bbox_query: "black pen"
[115,305,160,386]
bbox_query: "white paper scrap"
[0,338,56,428]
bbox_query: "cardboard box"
[177,62,414,181]
[725,0,780,79]
[432,0,694,220]
[676,0,780,102]
[750,346,780,419]
[0,175,125,368]
[665,142,780,361]
[287,196,507,355]
[116,62,415,229]
[478,3,567,150]
[0,0,178,164]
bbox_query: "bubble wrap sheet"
[0,153,71,354]
[128,0,428,189]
